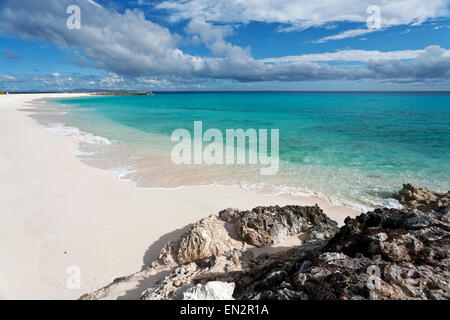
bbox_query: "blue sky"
[1,0,450,91]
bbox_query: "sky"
[0,0,450,91]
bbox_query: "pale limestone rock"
[178,281,235,300]
[161,215,242,265]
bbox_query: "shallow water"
[43,92,450,211]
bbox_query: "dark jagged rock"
[396,183,450,212]
[232,205,338,247]
[326,207,450,263]
[235,206,450,300]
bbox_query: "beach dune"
[0,94,358,299]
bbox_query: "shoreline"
[0,93,359,299]
[38,95,378,213]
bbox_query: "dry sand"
[0,94,360,299]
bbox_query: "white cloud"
[157,0,450,29]
[0,75,17,82]
[157,0,449,41]
[367,45,450,81]
[0,0,190,76]
[87,0,101,8]
[185,17,244,57]
[0,0,449,85]
[315,28,378,43]
[100,73,124,87]
[260,48,450,64]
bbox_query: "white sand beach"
[0,94,359,300]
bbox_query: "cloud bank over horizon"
[0,0,449,90]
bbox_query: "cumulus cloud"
[184,16,246,57]
[0,0,449,85]
[0,0,191,76]
[194,46,450,83]
[0,0,349,82]
[367,45,450,81]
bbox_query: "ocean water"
[43,92,450,211]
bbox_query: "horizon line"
[4,90,450,94]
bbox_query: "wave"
[111,167,138,187]
[45,122,112,145]
[233,179,403,212]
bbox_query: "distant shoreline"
[3,90,450,95]
[91,91,154,96]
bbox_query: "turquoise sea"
[46,92,450,211]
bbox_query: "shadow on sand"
[114,223,193,300]
[141,223,193,270]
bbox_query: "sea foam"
[45,123,112,145]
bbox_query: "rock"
[385,264,403,284]
[176,281,235,300]
[304,224,338,242]
[396,183,450,212]
[234,205,338,247]
[141,262,200,300]
[276,288,308,300]
[160,215,242,265]
[218,208,239,223]
[177,216,239,264]
[83,189,450,301]
[326,207,449,264]
[369,233,388,242]
[318,252,347,261]
[142,251,250,300]
[159,241,178,265]
[235,205,449,300]
[254,270,288,291]
[159,205,337,264]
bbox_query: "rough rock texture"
[235,206,449,300]
[159,205,337,265]
[229,205,338,247]
[396,183,450,212]
[159,215,243,265]
[173,281,235,300]
[141,250,254,300]
[141,205,336,300]
[82,187,449,300]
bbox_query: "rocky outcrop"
[141,252,250,300]
[231,205,337,247]
[159,215,243,265]
[159,205,337,265]
[235,206,449,300]
[82,188,449,300]
[396,183,449,212]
